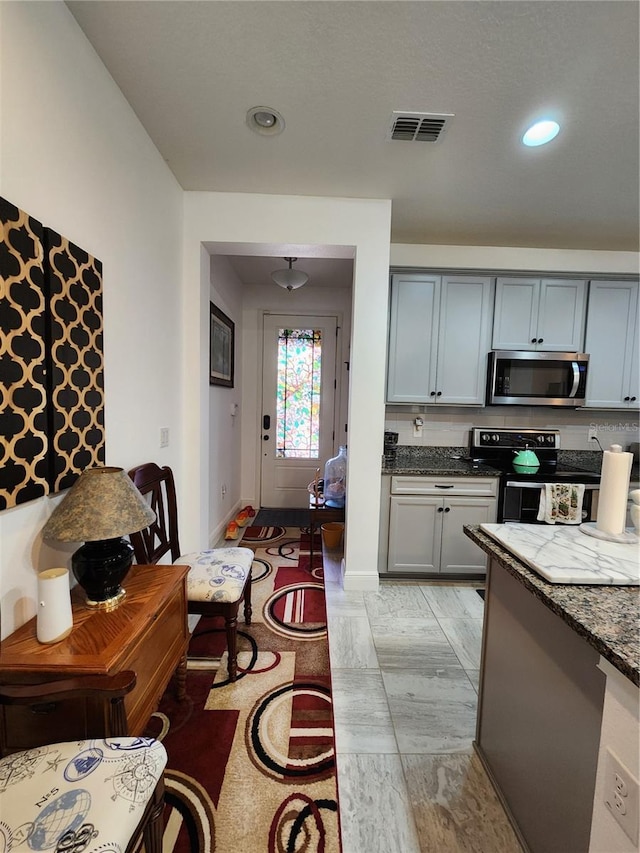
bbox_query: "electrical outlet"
[604,749,639,845]
[588,426,598,442]
[159,427,169,448]
[221,484,227,499]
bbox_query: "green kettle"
[512,446,540,473]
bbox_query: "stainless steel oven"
[469,427,601,523]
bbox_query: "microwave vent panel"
[387,112,454,143]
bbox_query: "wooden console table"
[0,564,189,753]
[309,496,345,564]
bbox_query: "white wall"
[182,193,391,590]
[0,2,183,636]
[239,281,353,509]
[208,256,245,543]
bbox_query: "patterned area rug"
[145,526,342,852]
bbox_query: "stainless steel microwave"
[487,350,589,407]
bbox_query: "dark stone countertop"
[383,446,500,477]
[464,523,640,687]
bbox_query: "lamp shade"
[270,257,309,291]
[42,466,156,543]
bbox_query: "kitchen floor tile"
[327,615,379,669]
[369,616,460,669]
[364,582,436,619]
[401,752,524,852]
[437,618,484,670]
[420,584,485,619]
[380,667,477,754]
[331,669,398,754]
[336,753,422,853]
[324,587,368,618]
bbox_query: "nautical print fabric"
[0,736,166,851]
[181,547,254,604]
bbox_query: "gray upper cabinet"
[386,273,494,405]
[492,278,587,351]
[584,280,639,408]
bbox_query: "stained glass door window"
[275,328,321,458]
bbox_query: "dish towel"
[537,483,586,524]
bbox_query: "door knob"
[263,435,269,441]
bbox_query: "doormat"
[254,507,310,528]
[146,526,341,852]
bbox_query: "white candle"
[37,568,73,644]
[596,444,633,536]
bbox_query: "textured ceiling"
[67,0,639,255]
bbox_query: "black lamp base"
[72,537,134,610]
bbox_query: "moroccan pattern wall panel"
[44,229,105,493]
[0,197,49,510]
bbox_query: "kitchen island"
[465,524,639,853]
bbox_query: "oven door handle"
[505,481,599,490]
[569,361,581,397]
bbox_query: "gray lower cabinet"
[384,476,498,575]
[477,558,606,853]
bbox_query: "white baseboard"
[209,502,243,548]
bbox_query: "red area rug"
[146,526,342,852]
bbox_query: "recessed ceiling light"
[522,120,560,147]
[246,106,285,136]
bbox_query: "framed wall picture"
[209,302,234,387]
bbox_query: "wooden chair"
[128,462,253,681]
[0,671,166,853]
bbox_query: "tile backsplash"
[384,406,639,451]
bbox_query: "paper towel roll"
[596,444,633,536]
[37,568,73,644]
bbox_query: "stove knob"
[482,433,490,441]
[537,435,544,444]
[492,433,499,441]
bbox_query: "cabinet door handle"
[531,338,537,343]
[437,506,444,512]
[436,391,442,397]
[538,338,544,344]
[435,484,454,489]
[430,391,436,397]
[444,506,451,512]
[624,396,630,402]
[631,396,637,402]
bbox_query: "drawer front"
[122,585,188,734]
[391,476,498,497]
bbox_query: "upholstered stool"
[0,737,167,852]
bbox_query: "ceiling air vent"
[387,112,453,143]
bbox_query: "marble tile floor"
[321,551,524,853]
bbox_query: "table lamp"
[42,466,156,610]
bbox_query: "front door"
[260,314,338,508]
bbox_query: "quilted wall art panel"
[0,197,49,510]
[44,229,105,493]
[0,196,105,510]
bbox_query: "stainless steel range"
[469,428,601,523]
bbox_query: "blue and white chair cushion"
[181,546,254,604]
[0,736,166,852]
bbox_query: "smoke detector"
[387,112,453,143]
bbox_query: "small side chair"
[128,462,254,681]
[0,671,167,853]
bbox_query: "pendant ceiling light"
[270,257,309,291]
